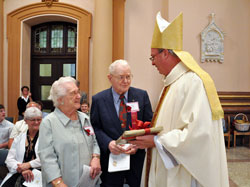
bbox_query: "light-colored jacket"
[1,131,40,186]
[38,108,100,187]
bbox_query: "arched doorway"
[7,2,91,119]
[31,21,77,111]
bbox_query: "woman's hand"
[17,162,31,173]
[52,178,68,187]
[22,169,34,182]
[90,156,101,179]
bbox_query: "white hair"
[49,76,77,107]
[24,107,42,120]
[109,59,131,75]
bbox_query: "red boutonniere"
[126,106,132,112]
[84,128,90,136]
[83,126,94,136]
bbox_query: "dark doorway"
[31,22,77,112]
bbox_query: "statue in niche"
[201,13,225,63]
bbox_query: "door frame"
[7,2,91,119]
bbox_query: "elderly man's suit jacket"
[91,87,153,174]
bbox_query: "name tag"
[126,102,139,112]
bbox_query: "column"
[92,0,113,95]
[0,0,3,104]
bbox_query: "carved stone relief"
[42,0,59,7]
[201,13,225,63]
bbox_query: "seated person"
[8,102,39,149]
[1,107,42,187]
[36,101,49,118]
[0,104,14,182]
[0,104,14,149]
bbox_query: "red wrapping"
[129,120,151,130]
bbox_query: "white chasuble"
[141,62,229,187]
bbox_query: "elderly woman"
[38,76,101,187]
[1,107,42,187]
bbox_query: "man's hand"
[17,162,31,173]
[124,144,138,155]
[89,156,101,179]
[129,135,156,149]
[108,140,126,155]
[29,92,33,101]
[22,170,34,182]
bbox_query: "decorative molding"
[219,95,250,99]
[201,13,225,63]
[222,103,250,106]
[42,0,59,7]
[218,92,250,115]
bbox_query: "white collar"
[21,95,29,102]
[163,62,189,87]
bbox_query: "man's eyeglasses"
[112,74,133,81]
[149,49,165,61]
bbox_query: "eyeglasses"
[112,74,133,81]
[28,118,42,122]
[149,49,165,61]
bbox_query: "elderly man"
[8,101,39,149]
[130,13,229,187]
[91,59,153,187]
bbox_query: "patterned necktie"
[119,95,127,130]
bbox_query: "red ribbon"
[129,120,151,130]
[122,120,152,140]
[144,128,151,135]
[131,112,138,129]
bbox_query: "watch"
[92,154,100,159]
[55,180,62,186]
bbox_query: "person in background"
[90,60,153,187]
[17,86,32,120]
[76,79,88,112]
[36,100,49,118]
[0,105,14,149]
[0,104,14,183]
[80,100,90,116]
[1,107,42,187]
[38,76,101,187]
[80,91,88,106]
[8,102,39,149]
[130,12,229,187]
